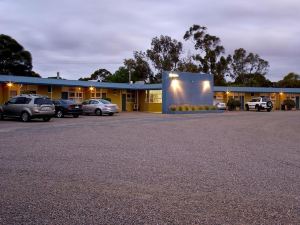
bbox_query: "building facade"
[1,75,300,112]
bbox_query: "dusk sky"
[1,0,300,81]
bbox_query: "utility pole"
[129,68,132,84]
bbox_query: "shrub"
[178,106,183,111]
[204,105,210,110]
[184,105,190,111]
[227,98,241,111]
[198,105,204,110]
[191,105,196,111]
[283,99,295,110]
[209,105,217,110]
[234,100,241,108]
[169,105,176,111]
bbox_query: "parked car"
[53,99,83,118]
[82,99,119,116]
[0,94,55,122]
[245,97,273,112]
[214,101,226,110]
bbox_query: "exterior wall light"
[280,92,283,95]
[7,82,13,87]
[226,90,230,95]
[202,80,211,93]
[171,79,180,92]
[169,73,179,78]
[89,87,94,91]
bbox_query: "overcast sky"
[1,0,300,81]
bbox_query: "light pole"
[129,69,132,84]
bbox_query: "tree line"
[1,28,300,88]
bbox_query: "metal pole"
[136,90,139,111]
[129,69,131,83]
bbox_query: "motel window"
[9,90,17,97]
[47,86,52,93]
[145,90,162,103]
[127,90,136,103]
[69,92,75,98]
[91,89,106,99]
[251,92,254,96]
[68,87,83,103]
[102,93,107,99]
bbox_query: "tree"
[177,55,200,73]
[106,67,130,83]
[79,68,112,81]
[277,72,300,88]
[228,48,269,85]
[234,73,273,87]
[0,34,40,77]
[146,35,183,82]
[124,51,153,83]
[183,25,228,85]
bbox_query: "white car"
[82,99,119,116]
[214,101,226,110]
[245,97,273,112]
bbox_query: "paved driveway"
[1,111,300,224]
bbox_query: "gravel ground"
[0,111,300,225]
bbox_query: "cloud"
[1,0,300,80]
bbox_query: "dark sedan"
[52,100,83,118]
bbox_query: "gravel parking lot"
[1,111,300,224]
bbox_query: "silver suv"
[0,94,55,122]
[82,99,119,116]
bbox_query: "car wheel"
[56,110,64,118]
[0,112,4,120]
[255,105,260,112]
[267,101,273,108]
[109,112,114,116]
[21,112,31,122]
[43,117,51,122]
[245,104,249,111]
[95,109,102,116]
[73,114,79,118]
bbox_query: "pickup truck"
[245,97,273,112]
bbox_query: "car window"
[8,98,17,104]
[34,98,53,105]
[60,100,74,105]
[99,99,111,104]
[15,97,31,104]
[82,101,89,105]
[90,100,98,104]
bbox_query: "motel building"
[0,72,300,113]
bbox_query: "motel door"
[61,92,68,100]
[122,94,126,111]
[239,96,244,110]
[296,96,300,110]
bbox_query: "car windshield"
[99,99,111,104]
[60,100,75,105]
[262,97,270,102]
[251,98,259,102]
[34,98,53,105]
